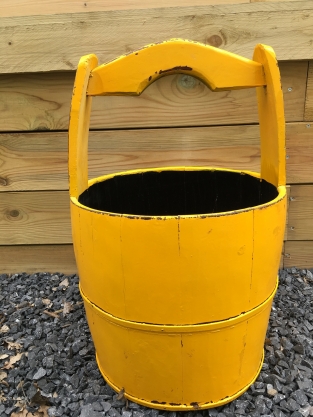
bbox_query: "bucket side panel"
[177,212,254,323]
[181,299,271,404]
[250,195,286,308]
[74,205,261,324]
[83,295,273,408]
[71,202,126,318]
[84,302,184,404]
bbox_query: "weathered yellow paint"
[87,39,266,96]
[253,44,286,188]
[82,281,276,410]
[68,40,286,409]
[68,53,98,199]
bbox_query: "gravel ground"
[1,268,313,417]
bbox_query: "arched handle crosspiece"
[87,39,266,95]
[68,39,285,199]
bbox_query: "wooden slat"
[1,122,311,193]
[288,185,313,241]
[284,186,290,242]
[0,0,248,18]
[284,241,313,268]
[0,62,307,131]
[0,126,261,192]
[0,244,77,274]
[286,122,313,183]
[0,0,305,19]
[304,61,313,121]
[0,185,305,245]
[280,242,284,270]
[0,191,71,245]
[1,2,313,74]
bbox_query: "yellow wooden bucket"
[68,39,287,410]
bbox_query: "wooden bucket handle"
[69,39,286,199]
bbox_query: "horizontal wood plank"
[0,62,307,131]
[0,185,307,245]
[288,185,313,241]
[0,244,77,274]
[0,191,72,245]
[1,2,313,74]
[1,122,311,192]
[0,0,248,18]
[284,241,313,268]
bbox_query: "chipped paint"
[159,65,193,74]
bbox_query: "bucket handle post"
[69,39,285,199]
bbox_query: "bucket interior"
[78,170,278,216]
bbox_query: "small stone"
[292,390,309,406]
[133,412,144,417]
[80,404,103,417]
[268,388,278,396]
[294,344,305,354]
[122,413,132,417]
[299,405,311,417]
[273,393,286,404]
[101,402,112,412]
[128,402,142,410]
[273,408,287,417]
[92,403,103,412]
[68,403,80,411]
[297,379,312,390]
[109,409,122,417]
[33,367,47,380]
[287,398,301,412]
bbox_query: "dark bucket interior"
[78,170,278,216]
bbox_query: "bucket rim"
[71,166,286,219]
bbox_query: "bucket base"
[95,350,264,411]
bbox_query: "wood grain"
[286,122,313,183]
[0,191,71,245]
[304,61,313,121]
[0,245,77,274]
[288,185,313,241]
[1,122,311,192]
[0,0,247,18]
[0,186,306,245]
[284,241,313,268]
[1,2,313,74]
[0,62,307,132]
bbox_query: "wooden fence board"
[288,185,313,241]
[286,122,313,184]
[1,2,313,74]
[284,241,313,268]
[0,0,247,18]
[304,61,313,121]
[0,191,71,245]
[1,122,311,192]
[0,185,307,245]
[0,62,307,131]
[0,245,77,274]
